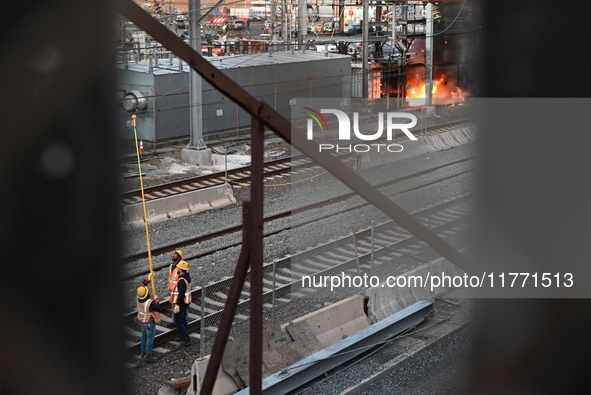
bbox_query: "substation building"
[117,51,352,143]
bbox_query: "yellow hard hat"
[137,285,149,300]
[177,260,189,271]
[173,250,183,258]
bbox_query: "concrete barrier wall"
[187,356,240,395]
[359,126,476,170]
[187,295,370,394]
[121,182,236,228]
[365,257,465,323]
[424,126,476,152]
[281,294,370,348]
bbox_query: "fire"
[405,74,468,107]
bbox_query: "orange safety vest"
[136,299,162,324]
[171,277,192,305]
[168,264,179,292]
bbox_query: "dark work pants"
[173,303,189,341]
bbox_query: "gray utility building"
[117,51,352,143]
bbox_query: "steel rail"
[123,156,474,265]
[124,195,472,354]
[124,215,467,356]
[124,165,474,281]
[120,156,296,201]
[120,119,474,204]
[124,191,471,323]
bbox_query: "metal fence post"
[353,232,360,274]
[272,260,276,328]
[224,143,228,181]
[371,221,375,277]
[200,285,205,358]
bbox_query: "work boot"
[181,339,191,347]
[146,354,157,363]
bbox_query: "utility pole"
[362,0,369,98]
[298,0,307,49]
[424,1,435,114]
[182,0,212,165]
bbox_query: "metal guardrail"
[235,299,435,394]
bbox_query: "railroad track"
[124,193,473,361]
[123,155,475,274]
[120,119,476,207]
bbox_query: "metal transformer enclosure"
[117,52,352,142]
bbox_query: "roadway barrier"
[187,355,240,395]
[365,257,465,322]
[424,126,476,152]
[121,182,236,228]
[280,294,370,348]
[187,295,369,394]
[359,125,476,169]
[234,299,435,395]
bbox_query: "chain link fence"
[194,200,472,358]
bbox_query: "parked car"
[369,42,402,59]
[343,24,362,35]
[315,43,338,53]
[231,19,246,30]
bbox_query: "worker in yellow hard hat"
[136,273,162,363]
[170,260,192,347]
[167,249,183,302]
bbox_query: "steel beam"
[249,111,265,394]
[200,204,252,394]
[234,299,435,394]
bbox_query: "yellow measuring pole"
[132,115,157,299]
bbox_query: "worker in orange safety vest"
[170,260,192,346]
[167,249,183,302]
[136,273,162,362]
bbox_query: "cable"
[428,0,469,38]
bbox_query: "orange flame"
[405,74,468,107]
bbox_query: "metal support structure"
[189,0,207,149]
[297,0,307,49]
[425,2,434,108]
[362,0,369,98]
[352,232,361,274]
[337,0,345,35]
[271,261,276,328]
[370,220,375,277]
[200,286,206,358]
[224,144,228,180]
[200,204,252,394]
[249,111,265,395]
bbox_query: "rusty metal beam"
[115,0,474,273]
[200,203,252,394]
[249,112,265,394]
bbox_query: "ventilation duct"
[122,90,147,112]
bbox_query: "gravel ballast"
[123,105,475,394]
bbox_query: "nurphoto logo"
[303,106,418,153]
